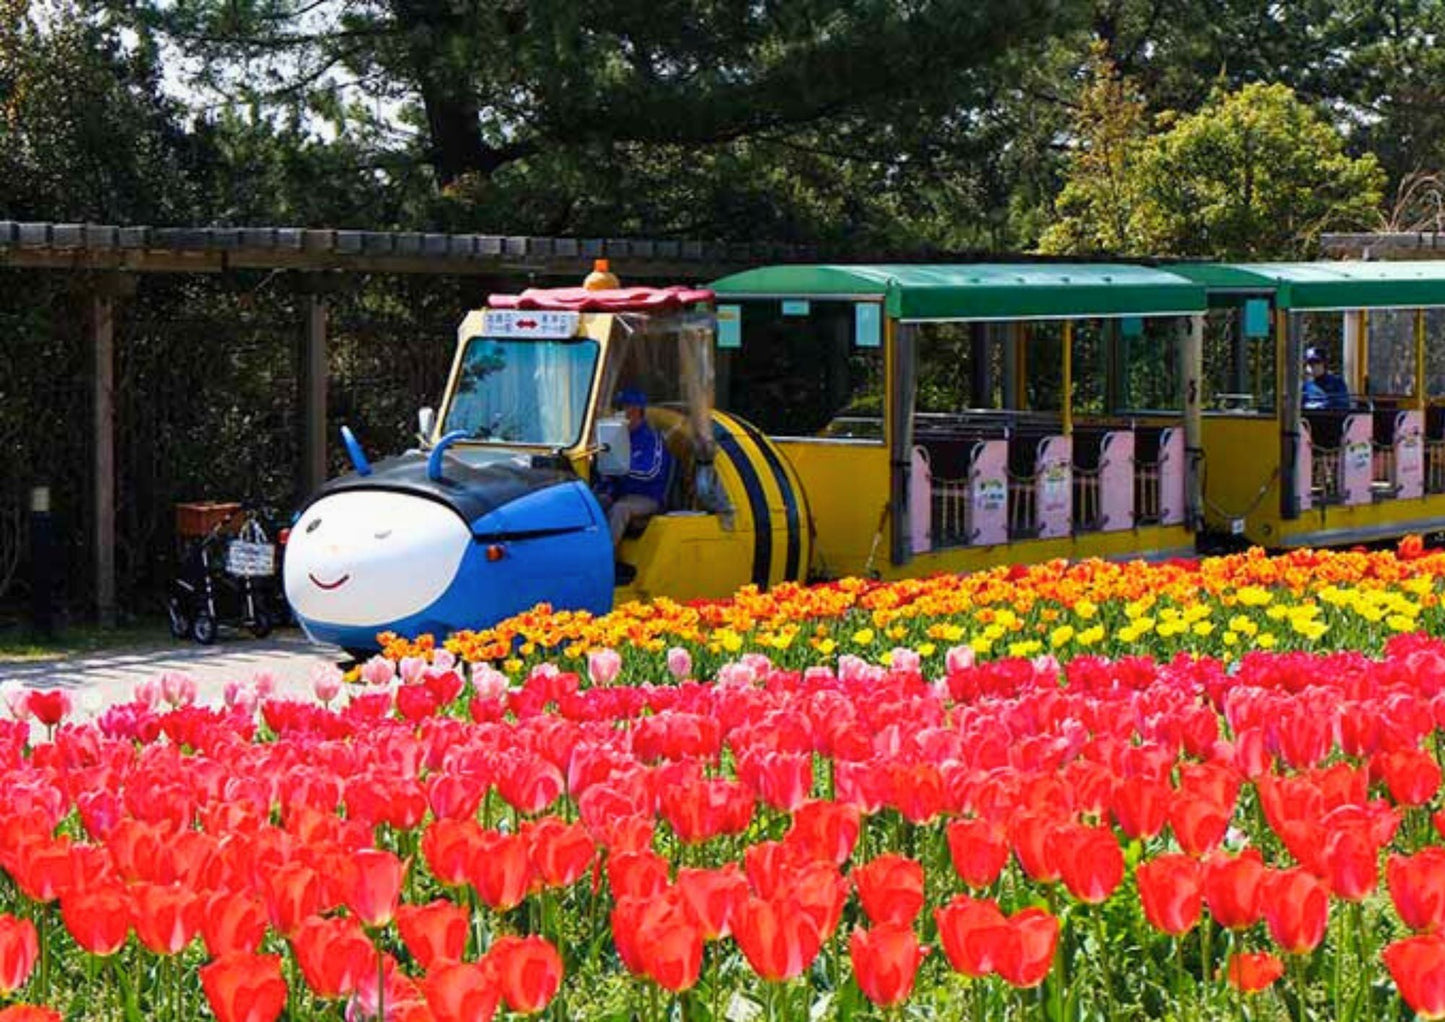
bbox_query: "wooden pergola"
[1321,232,1445,259]
[1,221,813,624]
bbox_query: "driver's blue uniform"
[1304,373,1350,410]
[601,420,671,545]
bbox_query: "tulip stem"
[1093,906,1113,1020]
[1352,900,1370,1021]
[1200,915,1212,990]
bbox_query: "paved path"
[0,630,344,711]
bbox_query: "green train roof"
[709,264,1207,321]
[1169,261,1445,310]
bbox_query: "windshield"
[443,336,600,447]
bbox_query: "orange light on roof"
[486,544,505,562]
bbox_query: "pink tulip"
[311,665,343,704]
[431,648,457,673]
[889,648,922,673]
[666,647,693,681]
[717,663,757,688]
[0,682,32,721]
[360,656,395,687]
[132,677,160,709]
[945,645,975,674]
[473,666,509,701]
[587,649,622,686]
[399,655,428,686]
[251,671,279,699]
[159,671,197,707]
[223,681,258,714]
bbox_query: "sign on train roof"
[708,264,1207,321]
[1170,261,1445,311]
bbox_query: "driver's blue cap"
[1304,347,1325,363]
[615,387,648,408]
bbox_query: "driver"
[596,387,672,547]
[1303,347,1350,410]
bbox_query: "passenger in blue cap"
[597,387,672,547]
[1303,347,1350,410]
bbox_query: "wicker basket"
[175,502,241,538]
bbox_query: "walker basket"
[225,540,277,578]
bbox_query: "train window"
[1428,310,1445,397]
[1110,317,1185,414]
[1367,309,1417,397]
[719,300,884,440]
[912,321,1011,413]
[1203,307,1276,415]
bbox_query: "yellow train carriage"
[709,264,1212,580]
[1172,262,1445,550]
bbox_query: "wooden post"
[92,292,116,626]
[302,292,328,496]
[1417,308,1428,411]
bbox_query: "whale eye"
[307,518,322,534]
[374,528,393,540]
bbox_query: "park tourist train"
[284,259,1445,653]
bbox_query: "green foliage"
[1042,76,1386,260]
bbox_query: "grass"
[0,616,175,662]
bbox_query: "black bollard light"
[29,485,54,638]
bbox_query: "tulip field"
[10,545,1445,1019]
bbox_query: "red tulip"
[1378,749,1443,808]
[853,854,925,927]
[263,862,324,939]
[675,866,749,940]
[1204,849,1266,930]
[946,818,1008,890]
[1010,812,1063,883]
[1384,934,1445,1020]
[130,882,202,955]
[1168,795,1230,857]
[488,934,563,1014]
[496,757,565,816]
[0,915,38,994]
[0,1007,62,1022]
[1390,849,1445,932]
[1111,776,1170,840]
[346,848,406,928]
[395,683,441,722]
[937,895,1008,978]
[631,894,707,992]
[61,885,131,956]
[1136,854,1203,936]
[994,908,1060,989]
[1225,952,1285,993]
[734,895,824,982]
[426,774,486,822]
[792,862,850,941]
[786,801,861,866]
[466,831,532,912]
[201,891,268,958]
[849,924,926,1008]
[25,689,70,727]
[396,899,469,970]
[424,961,500,1022]
[199,952,288,1022]
[525,817,596,889]
[608,850,670,901]
[743,751,813,813]
[10,837,74,904]
[1322,826,1379,902]
[421,819,483,888]
[1056,825,1124,904]
[291,914,376,999]
[1262,868,1329,954]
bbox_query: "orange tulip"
[396,899,469,970]
[0,915,38,994]
[424,960,500,1022]
[488,935,563,1015]
[849,924,925,1007]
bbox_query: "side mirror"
[417,407,436,443]
[595,417,631,477]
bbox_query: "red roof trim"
[488,285,715,312]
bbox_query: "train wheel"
[192,613,218,645]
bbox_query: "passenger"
[597,387,672,547]
[1303,347,1350,410]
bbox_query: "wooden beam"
[92,292,116,626]
[302,293,328,498]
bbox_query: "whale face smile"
[284,490,471,627]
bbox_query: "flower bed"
[6,621,1445,1017]
[380,543,1445,684]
